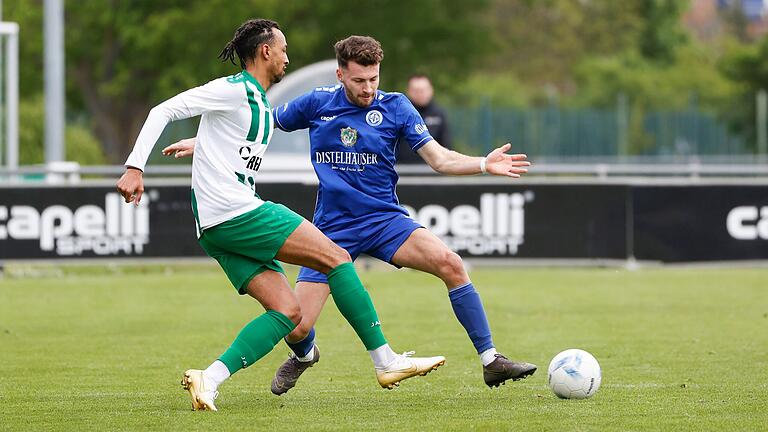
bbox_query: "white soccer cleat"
[181,369,219,411]
[375,351,446,389]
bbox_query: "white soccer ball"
[547,349,602,399]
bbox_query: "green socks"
[327,262,387,351]
[218,263,385,375]
[218,310,296,374]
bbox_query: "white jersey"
[125,70,274,230]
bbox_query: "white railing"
[2,160,768,185]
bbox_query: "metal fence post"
[44,0,65,164]
[0,21,18,176]
[617,93,629,158]
[481,97,493,154]
[757,89,767,161]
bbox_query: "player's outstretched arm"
[117,98,188,206]
[120,79,239,205]
[417,140,530,177]
[118,100,189,206]
[162,137,197,158]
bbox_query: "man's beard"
[271,66,287,84]
[346,88,372,107]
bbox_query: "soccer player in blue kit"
[165,35,536,394]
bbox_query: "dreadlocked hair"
[219,19,280,69]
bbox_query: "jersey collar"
[241,70,267,94]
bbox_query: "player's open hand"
[116,168,144,206]
[162,137,197,158]
[484,143,530,178]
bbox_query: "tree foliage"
[19,96,106,165]
[719,36,768,148]
[7,0,489,162]
[482,0,646,91]
[638,0,689,64]
[4,0,766,160]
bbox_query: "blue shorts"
[297,212,423,284]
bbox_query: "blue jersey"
[274,85,433,229]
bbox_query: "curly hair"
[334,35,384,68]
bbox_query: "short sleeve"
[397,95,434,152]
[273,91,316,132]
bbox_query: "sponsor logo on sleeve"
[414,123,428,134]
[315,86,339,93]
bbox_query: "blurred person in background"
[396,74,453,164]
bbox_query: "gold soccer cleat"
[375,351,446,389]
[181,369,219,411]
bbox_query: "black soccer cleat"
[483,354,537,388]
[271,346,320,396]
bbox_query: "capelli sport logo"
[402,192,534,255]
[0,192,153,256]
[727,206,768,240]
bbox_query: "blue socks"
[289,284,495,357]
[448,282,495,353]
[286,327,316,357]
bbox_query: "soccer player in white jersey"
[117,20,444,412]
[165,35,536,395]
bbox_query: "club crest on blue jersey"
[340,127,358,147]
[366,110,383,127]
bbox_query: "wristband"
[479,157,487,174]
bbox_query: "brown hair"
[334,36,384,68]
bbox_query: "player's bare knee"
[437,250,467,282]
[277,303,303,326]
[292,319,313,340]
[326,244,352,268]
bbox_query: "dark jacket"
[396,101,452,164]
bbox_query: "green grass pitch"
[1,264,766,431]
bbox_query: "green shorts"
[198,201,305,295]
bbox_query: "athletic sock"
[286,327,316,359]
[203,360,230,389]
[448,282,495,354]
[326,262,387,351]
[480,348,500,367]
[296,347,316,363]
[218,310,297,375]
[369,344,398,369]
